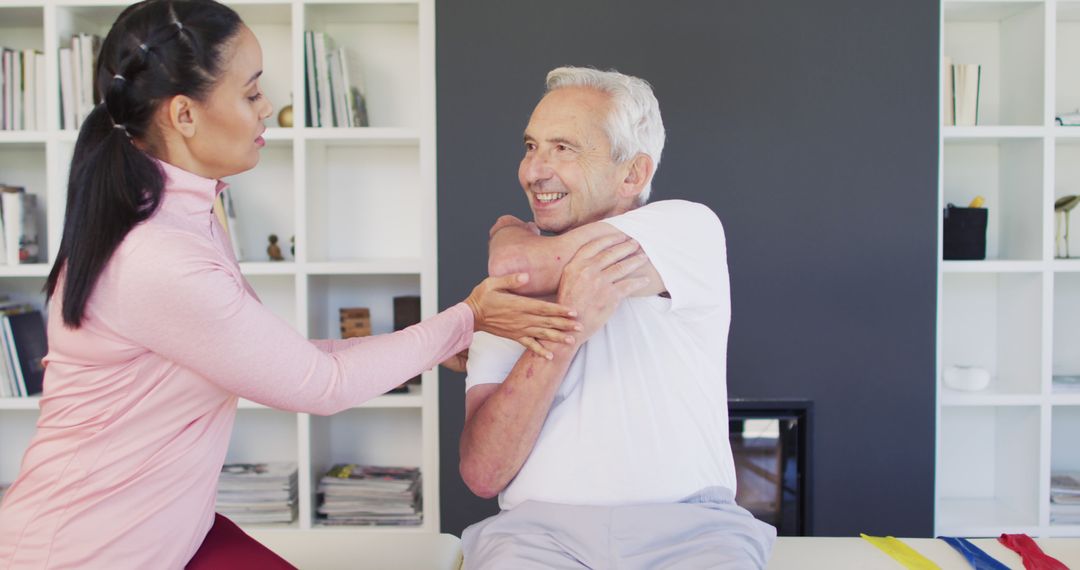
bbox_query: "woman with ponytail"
[0,1,579,567]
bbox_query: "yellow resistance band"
[860,534,942,570]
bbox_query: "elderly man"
[459,67,776,569]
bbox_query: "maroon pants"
[186,514,296,569]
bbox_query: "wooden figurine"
[267,234,284,261]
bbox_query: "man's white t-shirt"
[466,200,737,511]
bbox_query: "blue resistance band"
[938,536,1010,570]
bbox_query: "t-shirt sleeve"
[602,199,730,313]
[464,331,525,391]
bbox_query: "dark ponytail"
[45,0,242,327]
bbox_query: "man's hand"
[558,235,651,341]
[440,348,469,373]
[489,215,540,239]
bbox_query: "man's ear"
[619,153,654,200]
[166,95,197,138]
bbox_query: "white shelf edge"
[941,260,1045,272]
[1052,260,1080,272]
[0,131,48,145]
[1053,127,1080,139]
[0,264,51,277]
[940,393,1043,406]
[1049,393,1080,405]
[0,398,40,411]
[239,262,301,276]
[943,126,1048,139]
[303,260,423,275]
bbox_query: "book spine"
[59,48,75,130]
[315,32,332,129]
[1,316,24,398]
[22,50,35,131]
[1,190,23,265]
[35,52,45,130]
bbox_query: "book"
[12,49,21,130]
[1,187,23,265]
[328,49,347,127]
[35,52,45,130]
[77,34,97,126]
[22,50,36,131]
[0,187,38,265]
[954,63,980,127]
[304,31,319,127]
[0,299,32,398]
[314,32,333,128]
[2,49,13,131]
[942,56,954,126]
[58,48,75,130]
[70,35,83,128]
[3,310,47,397]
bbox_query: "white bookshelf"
[0,0,442,533]
[938,0,1080,537]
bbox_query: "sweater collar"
[156,159,229,216]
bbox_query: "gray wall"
[437,0,939,537]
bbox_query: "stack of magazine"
[216,462,298,525]
[1051,471,1080,525]
[317,464,422,526]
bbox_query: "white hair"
[545,66,665,204]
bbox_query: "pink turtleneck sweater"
[0,160,473,569]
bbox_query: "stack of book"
[317,464,422,526]
[0,300,46,398]
[1,47,45,131]
[216,462,298,525]
[58,33,101,130]
[303,31,369,128]
[1051,471,1080,525]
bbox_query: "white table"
[246,530,462,570]
[769,536,1080,569]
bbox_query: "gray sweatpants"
[461,487,776,569]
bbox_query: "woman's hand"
[465,273,581,360]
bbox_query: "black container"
[943,205,988,260]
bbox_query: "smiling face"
[518,87,633,234]
[186,25,273,179]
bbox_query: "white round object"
[943,365,991,391]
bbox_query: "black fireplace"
[728,399,812,536]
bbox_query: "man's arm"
[460,235,649,498]
[487,215,666,298]
[459,342,576,498]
